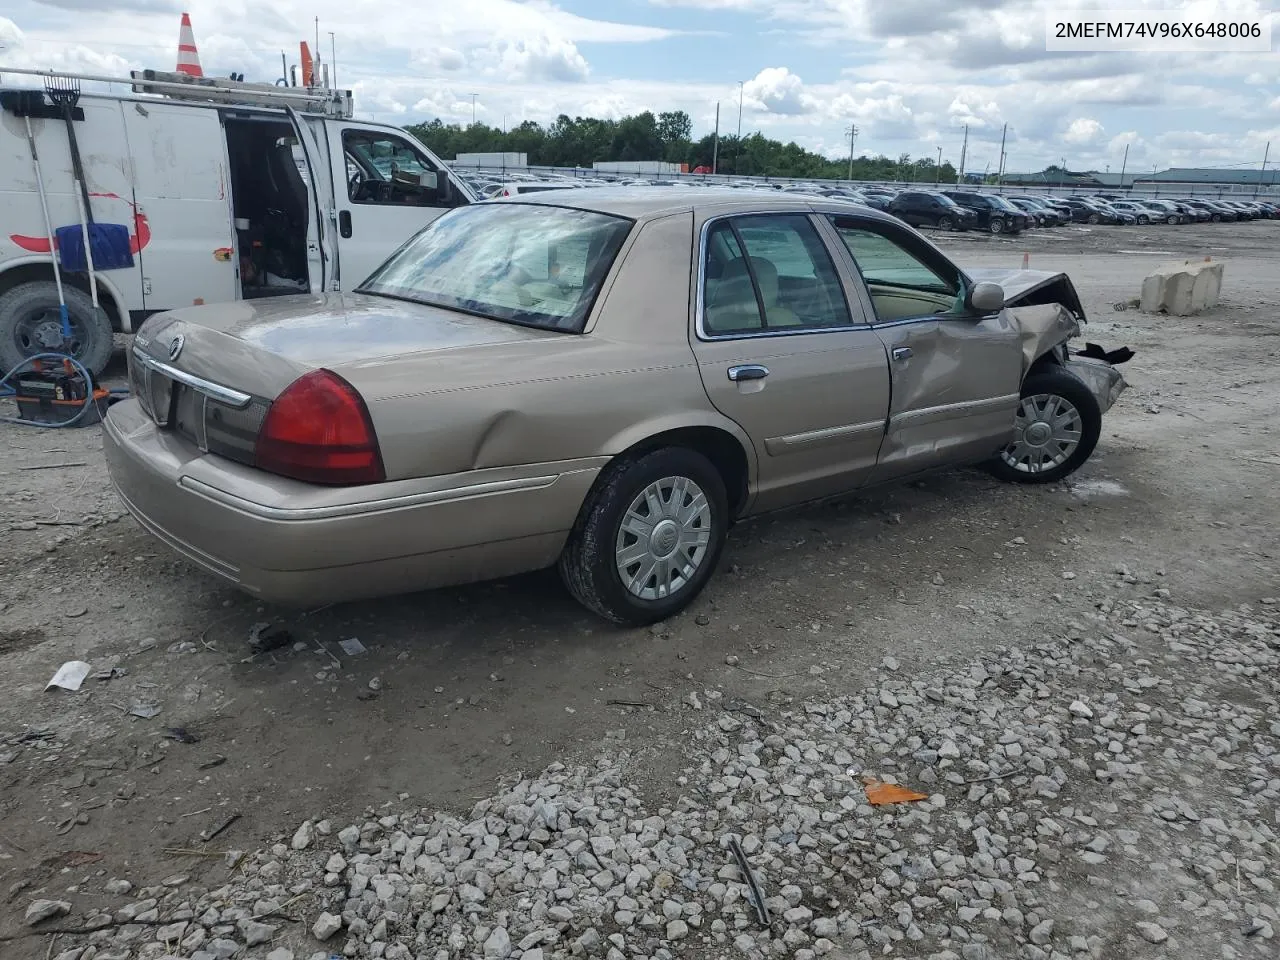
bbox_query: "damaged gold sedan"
[103,189,1130,624]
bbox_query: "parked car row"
[450,168,1280,235]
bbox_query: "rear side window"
[702,215,853,336]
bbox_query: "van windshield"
[358,203,633,333]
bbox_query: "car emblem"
[168,335,185,362]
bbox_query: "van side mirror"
[967,281,1005,313]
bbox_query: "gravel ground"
[2,220,1279,960]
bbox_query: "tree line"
[405,110,958,182]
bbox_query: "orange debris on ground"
[864,780,929,806]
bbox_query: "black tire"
[989,219,1005,234]
[987,367,1102,485]
[1137,215,1149,224]
[0,281,113,377]
[1167,215,1178,225]
[559,447,729,625]
[1210,213,1221,222]
[937,215,954,230]
[1087,213,1100,224]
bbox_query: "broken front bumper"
[1065,356,1128,414]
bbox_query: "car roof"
[500,186,893,224]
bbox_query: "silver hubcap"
[615,476,712,601]
[1001,393,1083,474]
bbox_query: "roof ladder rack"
[0,66,354,119]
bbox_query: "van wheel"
[559,447,729,625]
[988,368,1101,485]
[0,281,114,377]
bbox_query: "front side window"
[359,203,632,332]
[344,131,448,207]
[702,214,852,336]
[828,217,963,323]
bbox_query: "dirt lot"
[1,220,1277,960]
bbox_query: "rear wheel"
[0,281,113,377]
[559,447,729,625]
[988,368,1102,485]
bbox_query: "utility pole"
[329,32,337,88]
[1059,157,1066,189]
[996,122,1007,187]
[712,102,720,174]
[1119,143,1129,189]
[470,93,477,126]
[1262,141,1271,195]
[847,124,858,181]
[936,145,942,183]
[958,124,968,184]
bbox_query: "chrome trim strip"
[178,473,565,522]
[694,211,873,342]
[765,419,885,455]
[131,346,253,409]
[890,393,1019,428]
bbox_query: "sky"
[1,0,1277,174]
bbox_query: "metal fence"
[448,162,1280,201]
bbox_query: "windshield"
[359,203,633,332]
[992,196,1020,211]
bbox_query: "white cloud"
[1063,117,1104,144]
[482,35,589,83]
[743,66,812,115]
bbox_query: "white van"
[0,68,477,374]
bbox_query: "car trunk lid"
[127,292,561,471]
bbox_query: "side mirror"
[967,281,1005,313]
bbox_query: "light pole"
[712,102,720,174]
[470,93,478,126]
[936,145,942,183]
[847,124,858,181]
[735,81,744,174]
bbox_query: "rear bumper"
[102,399,603,606]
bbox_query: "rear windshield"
[359,203,633,333]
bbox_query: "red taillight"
[254,369,385,485]
[502,189,510,196]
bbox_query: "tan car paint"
[104,188,1123,609]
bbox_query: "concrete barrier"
[1140,259,1224,316]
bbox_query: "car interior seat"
[705,257,800,331]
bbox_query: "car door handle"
[727,364,769,382]
[892,347,913,361]
[339,210,352,238]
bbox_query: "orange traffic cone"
[1021,252,1029,269]
[177,13,203,77]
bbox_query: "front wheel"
[937,215,954,230]
[989,219,1005,234]
[1087,213,1101,224]
[1137,215,1149,224]
[559,447,729,625]
[987,368,1102,485]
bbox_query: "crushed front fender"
[1064,355,1128,414]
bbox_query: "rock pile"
[26,596,1278,960]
